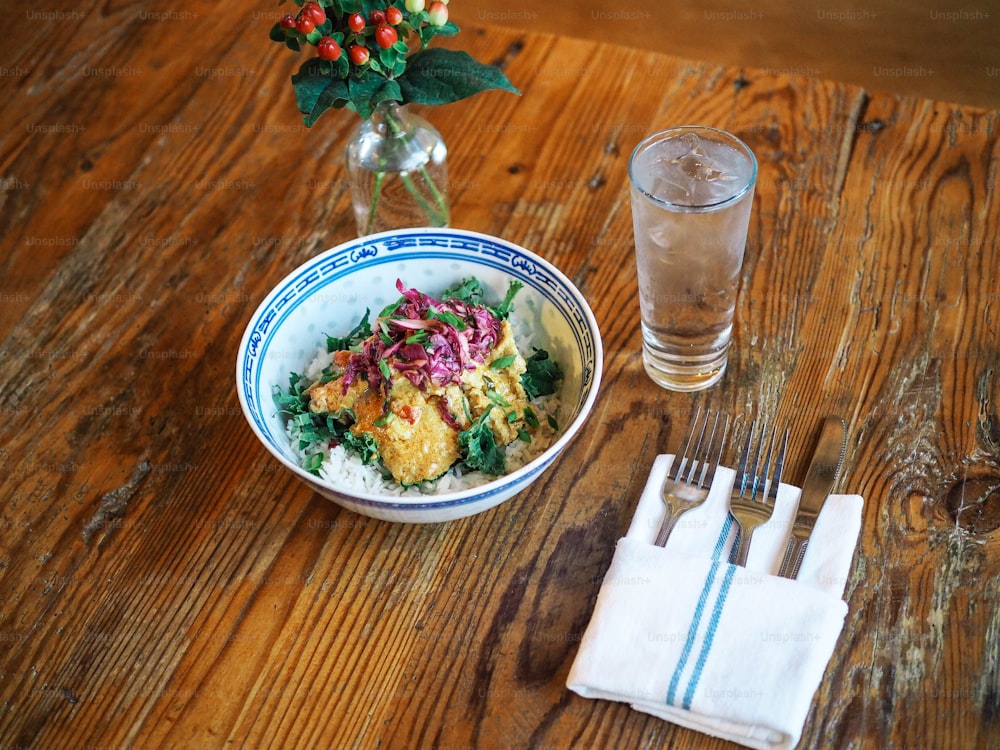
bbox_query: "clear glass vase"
[345,101,449,236]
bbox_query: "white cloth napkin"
[567,454,864,750]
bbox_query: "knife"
[778,416,847,579]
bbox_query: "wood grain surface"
[1,2,999,749]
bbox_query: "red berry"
[374,23,398,49]
[295,14,315,34]
[385,6,402,24]
[427,1,448,26]
[347,13,365,32]
[301,2,326,26]
[348,44,370,65]
[279,13,297,30]
[369,9,386,25]
[317,36,341,61]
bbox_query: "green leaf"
[396,48,520,107]
[521,348,563,399]
[458,409,506,475]
[342,431,379,464]
[493,280,523,319]
[292,59,350,126]
[430,21,461,38]
[427,307,466,330]
[303,452,325,475]
[440,277,485,305]
[326,309,372,352]
[490,354,517,370]
[347,76,400,119]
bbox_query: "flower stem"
[376,102,448,228]
[365,170,386,235]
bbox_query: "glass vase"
[345,101,449,236]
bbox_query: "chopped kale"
[440,277,486,306]
[458,408,507,475]
[521,348,563,399]
[342,431,379,464]
[326,309,372,353]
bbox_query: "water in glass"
[629,128,756,391]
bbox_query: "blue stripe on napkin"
[683,563,736,709]
[711,514,734,561]
[666,558,721,706]
[665,555,737,709]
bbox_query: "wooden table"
[2,3,998,748]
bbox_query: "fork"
[654,407,730,547]
[728,419,789,566]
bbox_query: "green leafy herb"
[493,280,523,320]
[484,383,511,409]
[440,277,485,306]
[326,310,372,353]
[273,372,312,417]
[273,374,364,474]
[521,348,564,399]
[428,307,466,330]
[302,452,326,474]
[342,431,379,464]
[490,354,517,370]
[458,408,506,475]
[377,297,403,320]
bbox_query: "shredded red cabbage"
[339,279,504,393]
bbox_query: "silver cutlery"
[778,416,847,578]
[655,407,730,547]
[729,419,789,567]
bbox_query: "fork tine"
[695,413,729,489]
[690,411,717,486]
[655,407,721,547]
[729,419,788,566]
[766,428,789,501]
[748,419,770,499]
[682,409,712,485]
[672,406,703,483]
[752,425,777,501]
[735,419,756,495]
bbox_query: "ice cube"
[670,133,735,185]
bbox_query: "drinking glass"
[628,126,757,391]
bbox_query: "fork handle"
[654,510,682,547]
[732,529,752,566]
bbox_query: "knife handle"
[778,532,809,578]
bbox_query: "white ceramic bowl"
[236,227,603,523]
